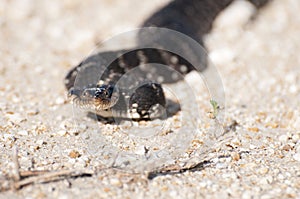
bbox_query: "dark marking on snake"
[65,0,270,121]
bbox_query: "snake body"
[65,0,269,120]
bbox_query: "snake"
[64,0,269,120]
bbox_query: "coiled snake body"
[65,0,269,120]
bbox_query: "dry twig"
[0,146,94,192]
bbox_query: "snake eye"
[93,85,116,99]
[104,90,110,97]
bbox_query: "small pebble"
[55,97,65,105]
[27,109,39,116]
[3,134,16,141]
[36,140,46,145]
[293,153,300,162]
[6,113,26,124]
[282,144,292,151]
[17,130,28,136]
[231,152,240,161]
[248,127,259,133]
[110,178,122,187]
[69,150,81,158]
[278,134,289,142]
[258,167,269,175]
[291,134,299,143]
[265,122,279,129]
[277,173,285,180]
[215,163,227,169]
[57,130,67,136]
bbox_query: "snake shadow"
[87,99,180,124]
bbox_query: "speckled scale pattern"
[65,48,194,119]
[65,0,271,119]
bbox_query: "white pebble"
[259,177,270,185]
[110,178,122,186]
[279,134,289,142]
[6,113,26,124]
[17,130,28,136]
[277,173,285,180]
[36,140,45,145]
[135,146,147,155]
[55,97,65,105]
[57,130,67,136]
[293,153,300,162]
[215,162,227,169]
[3,134,15,141]
[291,134,299,143]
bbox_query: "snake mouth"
[69,85,119,112]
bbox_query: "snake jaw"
[69,84,119,112]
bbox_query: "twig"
[0,146,94,192]
[19,170,51,178]
[12,146,20,181]
[13,169,94,190]
[147,160,211,179]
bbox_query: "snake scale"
[65,0,269,120]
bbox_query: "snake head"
[69,84,119,111]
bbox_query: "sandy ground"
[0,0,300,198]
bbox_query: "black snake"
[64,0,269,120]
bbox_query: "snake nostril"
[69,88,75,95]
[69,88,81,97]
